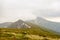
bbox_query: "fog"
[0,0,60,23]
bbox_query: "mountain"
[28,17,60,33]
[1,20,60,40]
[0,19,60,40]
[8,20,31,28]
[0,22,12,28]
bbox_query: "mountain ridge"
[8,19,31,28]
[28,17,60,33]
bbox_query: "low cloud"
[0,0,60,22]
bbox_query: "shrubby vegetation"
[0,23,60,40]
[0,27,60,40]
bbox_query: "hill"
[8,20,31,28]
[0,22,12,28]
[0,19,60,40]
[28,17,60,33]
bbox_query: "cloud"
[33,0,60,17]
[0,0,60,22]
[34,9,60,17]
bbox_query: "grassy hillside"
[0,23,60,40]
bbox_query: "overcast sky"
[0,0,60,23]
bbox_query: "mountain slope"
[6,19,60,36]
[0,22,12,28]
[0,19,60,40]
[28,17,60,33]
[0,22,60,39]
[8,20,31,28]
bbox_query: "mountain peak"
[35,17,60,33]
[8,19,31,28]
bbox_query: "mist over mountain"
[1,19,60,40]
[0,17,60,33]
[0,22,12,28]
[28,17,60,33]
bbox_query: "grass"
[0,23,60,40]
[0,27,60,40]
